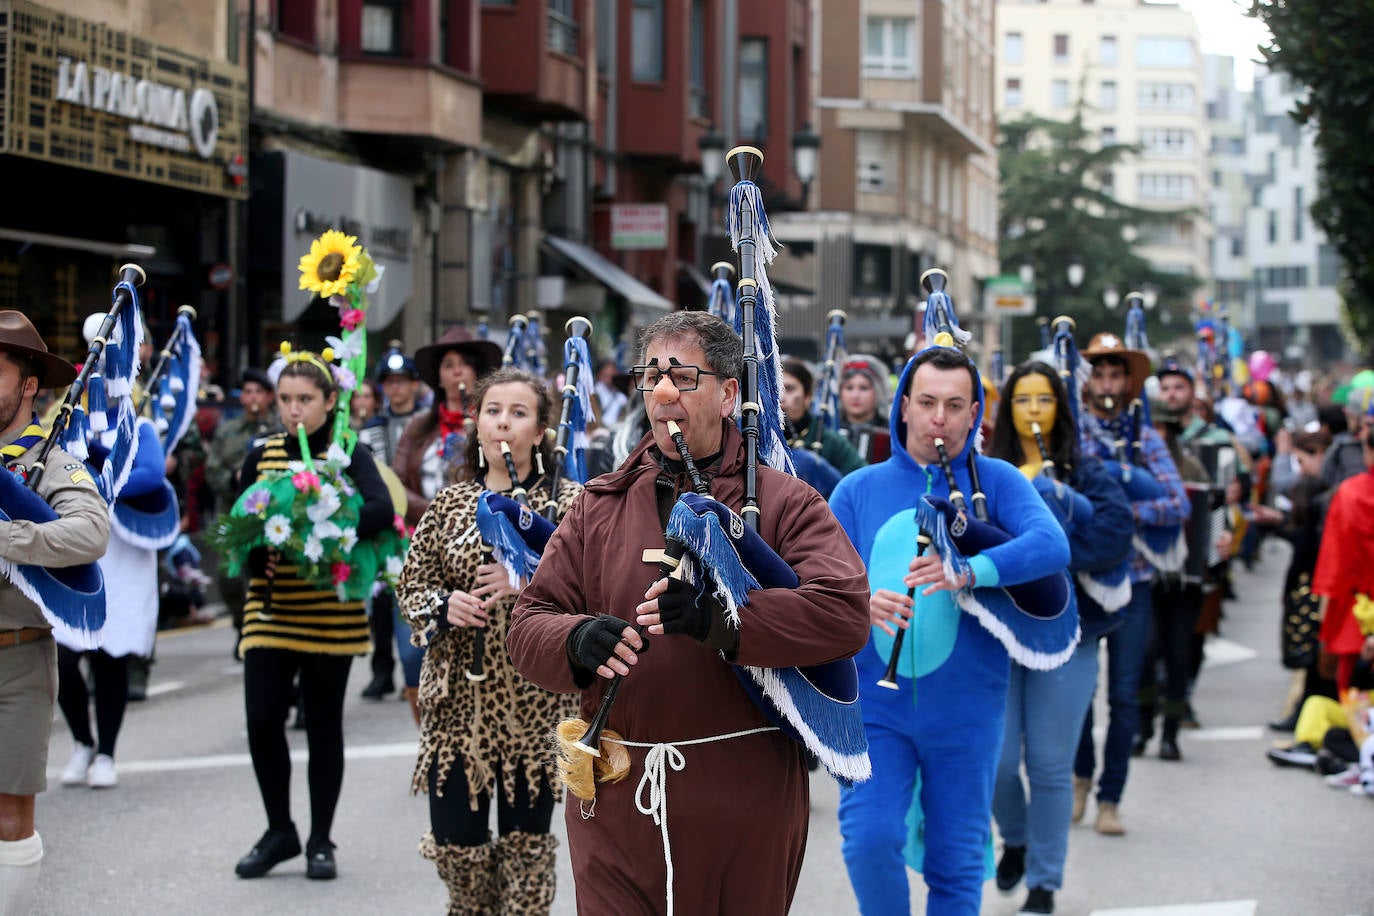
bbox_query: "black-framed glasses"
[632,365,728,392]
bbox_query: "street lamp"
[1067,257,1085,290]
[1141,284,1160,310]
[1102,285,1120,310]
[699,127,726,185]
[1018,263,1035,287]
[792,123,821,205]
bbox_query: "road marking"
[46,741,419,779]
[1202,637,1258,667]
[1090,901,1258,916]
[1189,726,1264,742]
[144,680,185,698]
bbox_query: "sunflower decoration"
[298,229,363,298]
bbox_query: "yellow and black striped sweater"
[238,426,392,656]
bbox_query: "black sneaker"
[1266,741,1318,768]
[1158,738,1182,761]
[360,676,394,701]
[305,839,337,880]
[235,828,301,878]
[1268,710,1299,732]
[1022,886,1055,914]
[996,844,1026,894]
[1314,748,1350,777]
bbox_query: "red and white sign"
[611,204,669,251]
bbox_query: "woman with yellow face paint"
[982,361,1135,915]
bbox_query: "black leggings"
[243,648,353,844]
[427,758,555,847]
[56,647,128,758]
[1144,583,1203,714]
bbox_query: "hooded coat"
[508,420,871,915]
[828,352,1072,916]
[1312,466,1374,689]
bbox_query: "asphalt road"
[30,537,1371,915]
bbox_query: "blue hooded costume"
[829,351,1075,916]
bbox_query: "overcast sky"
[1169,0,1273,88]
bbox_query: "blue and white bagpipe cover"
[475,491,557,586]
[664,492,870,784]
[1031,472,1131,613]
[559,334,595,486]
[788,446,841,499]
[154,310,203,456]
[108,418,181,551]
[1099,440,1188,574]
[915,494,1079,670]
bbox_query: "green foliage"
[998,107,1201,362]
[1250,0,1374,356]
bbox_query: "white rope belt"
[600,726,778,916]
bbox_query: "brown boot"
[1071,776,1091,825]
[1095,802,1125,836]
[494,831,557,915]
[403,687,420,727]
[420,831,497,915]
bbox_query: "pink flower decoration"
[291,471,321,493]
[393,514,407,536]
[341,308,366,330]
[331,561,352,585]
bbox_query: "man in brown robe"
[509,311,870,915]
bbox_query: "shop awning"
[679,262,711,297]
[0,227,155,259]
[543,235,673,313]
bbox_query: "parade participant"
[0,312,110,916]
[508,311,871,915]
[781,358,866,476]
[986,361,1133,915]
[1074,334,1189,835]
[231,350,393,881]
[592,357,629,427]
[205,368,283,646]
[1311,425,1374,696]
[839,355,892,463]
[350,377,381,429]
[831,341,1074,916]
[397,368,580,915]
[395,328,502,526]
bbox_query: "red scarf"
[437,404,467,456]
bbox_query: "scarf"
[437,403,467,458]
[2,416,48,481]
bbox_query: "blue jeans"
[992,643,1098,891]
[392,601,424,688]
[1074,581,1152,804]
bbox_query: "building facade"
[996,0,1212,301]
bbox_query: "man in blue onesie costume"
[831,344,1075,915]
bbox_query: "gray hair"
[638,311,743,381]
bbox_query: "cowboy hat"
[1080,332,1151,402]
[414,327,503,392]
[0,311,78,389]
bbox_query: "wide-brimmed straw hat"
[1080,332,1151,402]
[414,328,503,392]
[0,311,77,389]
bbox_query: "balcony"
[482,0,590,121]
[337,60,483,148]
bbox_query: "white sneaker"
[61,744,95,786]
[87,753,117,788]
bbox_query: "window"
[1136,36,1194,68]
[1101,126,1116,145]
[361,1,405,55]
[1137,173,1196,201]
[1294,187,1304,241]
[1100,34,1117,65]
[596,0,611,75]
[1100,80,1116,110]
[632,0,664,81]
[739,38,768,140]
[1053,33,1069,64]
[1137,82,1195,111]
[1005,77,1022,108]
[689,0,706,116]
[865,16,916,77]
[276,0,316,44]
[1267,210,1277,243]
[1231,235,1244,257]
[1140,128,1195,157]
[856,131,897,192]
[1318,244,1341,286]
[549,0,578,55]
[1005,31,1023,64]
[1051,79,1070,108]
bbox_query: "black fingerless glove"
[658,578,738,653]
[566,615,633,686]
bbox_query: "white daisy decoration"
[326,334,364,363]
[303,534,324,563]
[315,520,344,541]
[264,515,292,546]
[325,443,352,468]
[339,527,358,552]
[287,461,307,474]
[385,555,404,578]
[307,491,342,525]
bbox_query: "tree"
[1250,1,1374,354]
[998,107,1201,363]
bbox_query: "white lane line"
[47,741,418,779]
[1090,901,1258,916]
[1189,726,1264,742]
[144,680,186,698]
[1202,637,1258,667]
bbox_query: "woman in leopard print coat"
[398,368,580,915]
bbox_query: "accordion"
[1181,441,1238,582]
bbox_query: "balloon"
[1248,350,1276,383]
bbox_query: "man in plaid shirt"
[1072,333,1189,837]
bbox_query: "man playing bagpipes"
[1073,332,1190,835]
[0,311,111,916]
[829,274,1077,916]
[508,311,871,915]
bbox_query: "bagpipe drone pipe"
[2,264,150,646]
[139,304,203,456]
[543,317,594,521]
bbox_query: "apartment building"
[997,0,1212,305]
[766,0,999,363]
